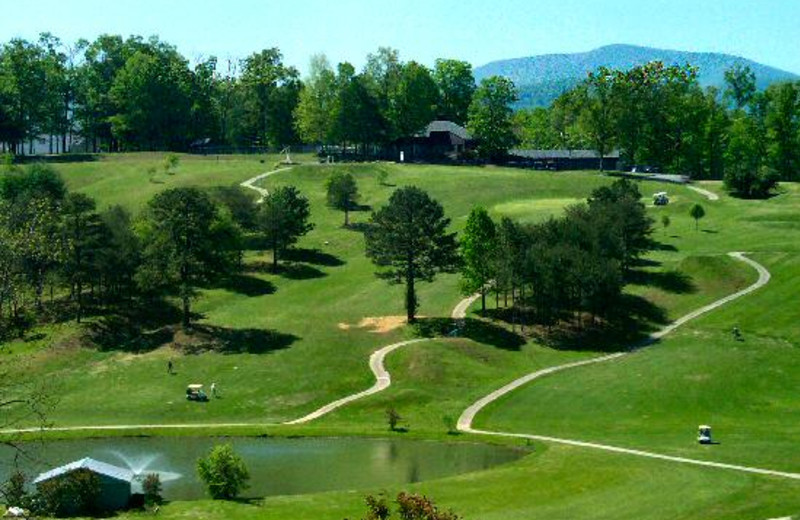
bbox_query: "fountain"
[106,450,183,492]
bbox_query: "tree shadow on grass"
[538,294,669,352]
[413,317,525,351]
[651,241,678,252]
[627,269,697,294]
[84,300,183,353]
[278,263,326,280]
[347,222,372,234]
[216,274,277,297]
[283,248,345,267]
[177,325,298,355]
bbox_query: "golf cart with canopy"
[698,425,712,444]
[186,384,209,402]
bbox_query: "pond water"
[0,437,524,500]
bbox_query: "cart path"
[283,338,429,425]
[1,293,482,435]
[7,254,798,484]
[457,253,800,481]
[240,166,294,202]
[687,184,720,201]
[283,293,481,425]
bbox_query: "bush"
[724,165,779,199]
[1,471,28,508]
[35,469,101,517]
[142,473,162,505]
[197,444,250,500]
[354,492,462,520]
[386,407,402,431]
[163,153,180,173]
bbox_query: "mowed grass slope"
[4,157,800,519]
[478,184,800,473]
[3,161,624,428]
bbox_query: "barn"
[510,149,621,171]
[393,120,474,161]
[34,458,135,512]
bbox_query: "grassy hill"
[3,155,800,519]
[475,44,800,108]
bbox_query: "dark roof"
[417,121,472,140]
[34,458,135,484]
[511,149,620,160]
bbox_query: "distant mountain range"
[474,44,799,109]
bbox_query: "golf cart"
[698,425,712,444]
[653,192,670,206]
[186,384,209,402]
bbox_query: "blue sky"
[3,0,799,75]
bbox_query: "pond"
[0,436,525,500]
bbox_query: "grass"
[3,155,800,519]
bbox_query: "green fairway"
[3,155,800,519]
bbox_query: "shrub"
[354,492,462,520]
[142,473,162,505]
[442,415,458,435]
[386,407,402,431]
[197,444,250,500]
[35,469,101,517]
[163,153,180,173]
[376,169,389,186]
[1,471,28,508]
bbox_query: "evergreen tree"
[365,187,458,323]
[459,207,497,313]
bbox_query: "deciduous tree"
[136,187,241,328]
[258,186,313,269]
[468,76,518,161]
[459,207,496,313]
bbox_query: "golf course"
[1,152,798,519]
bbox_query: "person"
[211,382,218,398]
[167,360,173,375]
[732,326,741,340]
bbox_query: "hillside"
[475,44,800,108]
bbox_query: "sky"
[2,0,799,75]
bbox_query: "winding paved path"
[240,166,294,202]
[6,253,797,486]
[457,253,800,481]
[1,293,480,435]
[687,184,720,201]
[284,338,429,425]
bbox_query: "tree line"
[0,33,519,160]
[459,178,654,329]
[362,176,653,331]
[513,63,800,197]
[0,162,313,337]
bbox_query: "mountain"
[474,44,800,108]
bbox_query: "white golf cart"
[186,384,209,402]
[653,192,670,206]
[698,425,712,444]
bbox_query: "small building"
[34,458,134,512]
[393,120,474,162]
[510,149,621,171]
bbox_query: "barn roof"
[511,149,621,159]
[33,458,135,485]
[418,121,472,140]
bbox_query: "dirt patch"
[338,316,419,334]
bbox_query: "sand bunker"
[338,316,417,333]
